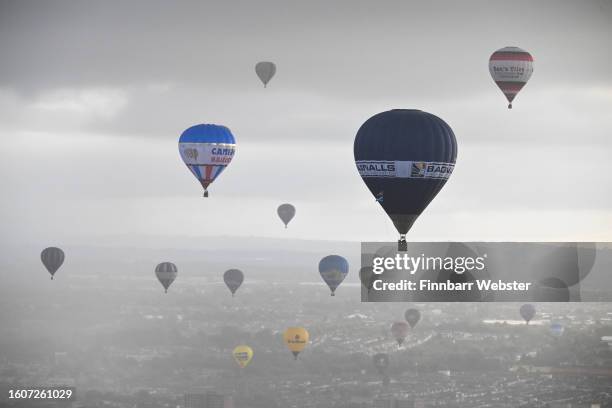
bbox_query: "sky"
[0,0,611,249]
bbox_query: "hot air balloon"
[283,327,309,360]
[372,353,389,375]
[232,345,253,368]
[255,61,276,87]
[155,262,177,293]
[404,308,421,328]
[319,255,349,296]
[550,322,564,337]
[391,321,409,346]
[41,247,64,280]
[519,304,536,324]
[178,124,236,197]
[277,203,295,228]
[359,266,376,293]
[224,269,244,297]
[489,46,533,109]
[354,109,457,251]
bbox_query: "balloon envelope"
[155,262,177,293]
[489,46,533,109]
[232,345,253,368]
[224,269,244,296]
[255,61,276,87]
[359,266,376,292]
[283,327,309,359]
[319,255,349,296]
[404,308,421,328]
[550,323,564,337]
[372,353,389,375]
[391,321,409,345]
[178,124,236,197]
[520,304,536,324]
[277,203,296,228]
[354,110,457,248]
[41,247,64,279]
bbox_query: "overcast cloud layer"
[0,0,611,248]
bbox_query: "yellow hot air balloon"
[232,345,253,368]
[283,327,309,360]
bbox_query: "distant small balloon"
[391,321,409,346]
[232,345,253,368]
[319,255,349,296]
[224,269,244,296]
[41,247,64,280]
[372,353,389,375]
[277,204,296,228]
[519,304,536,324]
[359,266,376,293]
[155,262,177,293]
[550,322,564,337]
[489,46,534,109]
[255,61,276,88]
[404,308,421,328]
[283,327,309,360]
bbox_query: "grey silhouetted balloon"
[404,308,421,328]
[155,262,177,293]
[255,61,276,87]
[224,269,244,297]
[41,247,64,280]
[519,304,536,324]
[373,353,389,375]
[277,203,295,228]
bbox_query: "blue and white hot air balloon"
[179,124,236,197]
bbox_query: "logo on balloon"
[411,162,426,177]
[289,334,305,344]
[183,148,198,160]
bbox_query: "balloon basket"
[398,239,407,252]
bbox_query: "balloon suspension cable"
[398,234,408,252]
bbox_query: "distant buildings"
[372,399,416,408]
[184,392,233,408]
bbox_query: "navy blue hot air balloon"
[319,255,349,296]
[354,110,457,250]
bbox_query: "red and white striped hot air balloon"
[489,46,533,109]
